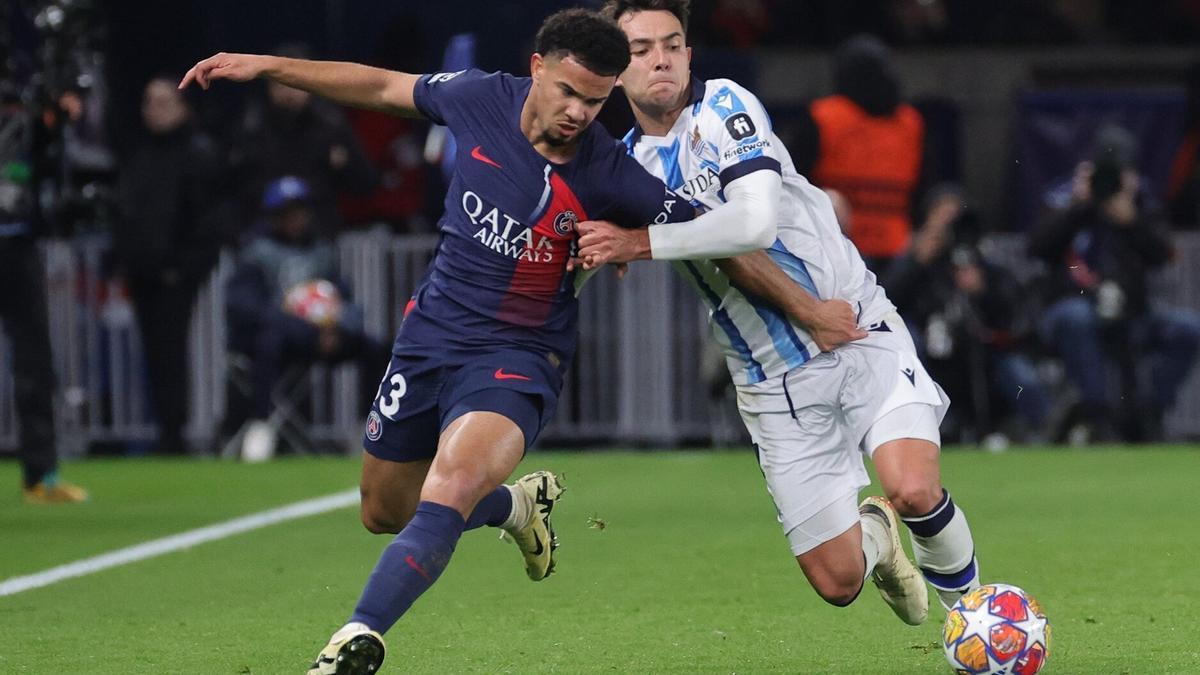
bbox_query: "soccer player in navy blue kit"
[183,10,695,674]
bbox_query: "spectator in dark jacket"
[1030,125,1200,442]
[886,185,1049,444]
[229,44,377,242]
[224,176,389,461]
[1167,60,1200,228]
[114,77,224,455]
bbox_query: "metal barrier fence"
[2,232,1199,455]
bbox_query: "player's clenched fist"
[805,299,868,352]
[576,219,651,269]
[179,53,270,90]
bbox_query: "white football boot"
[307,622,385,675]
[501,470,565,581]
[860,496,929,626]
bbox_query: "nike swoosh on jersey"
[494,368,531,381]
[471,145,502,168]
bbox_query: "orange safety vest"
[809,95,924,259]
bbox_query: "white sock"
[902,490,979,608]
[333,621,372,639]
[859,513,890,579]
[498,484,529,531]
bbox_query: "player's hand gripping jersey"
[402,69,688,364]
[624,77,894,385]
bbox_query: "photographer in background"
[1031,125,1200,443]
[886,184,1049,445]
[0,82,87,502]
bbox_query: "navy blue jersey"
[399,68,689,364]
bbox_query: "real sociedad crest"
[689,125,703,154]
[554,210,578,237]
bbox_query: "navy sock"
[464,486,513,531]
[349,501,466,634]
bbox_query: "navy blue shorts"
[362,348,563,463]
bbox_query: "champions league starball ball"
[942,584,1051,674]
[283,279,343,327]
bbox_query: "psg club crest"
[553,210,578,237]
[365,410,383,441]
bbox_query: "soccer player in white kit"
[579,0,982,624]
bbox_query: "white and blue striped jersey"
[625,77,894,386]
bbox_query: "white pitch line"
[0,488,360,597]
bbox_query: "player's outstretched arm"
[715,252,867,352]
[179,53,421,116]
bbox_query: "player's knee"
[886,482,943,518]
[800,561,865,607]
[811,575,864,607]
[422,468,493,514]
[360,509,401,535]
[360,501,412,535]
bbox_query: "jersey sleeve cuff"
[410,75,442,124]
[719,157,781,188]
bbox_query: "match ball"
[942,583,1051,674]
[283,279,343,327]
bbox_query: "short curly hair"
[600,0,691,33]
[534,8,630,77]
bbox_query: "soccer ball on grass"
[942,583,1051,674]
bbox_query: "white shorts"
[736,312,949,555]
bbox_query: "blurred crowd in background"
[3,0,1200,464]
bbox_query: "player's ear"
[686,46,693,64]
[530,52,543,80]
[614,59,631,88]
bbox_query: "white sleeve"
[646,169,780,260]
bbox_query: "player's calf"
[794,529,868,607]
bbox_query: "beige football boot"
[502,470,565,581]
[306,623,385,675]
[860,496,929,626]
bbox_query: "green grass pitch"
[2,446,1197,673]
